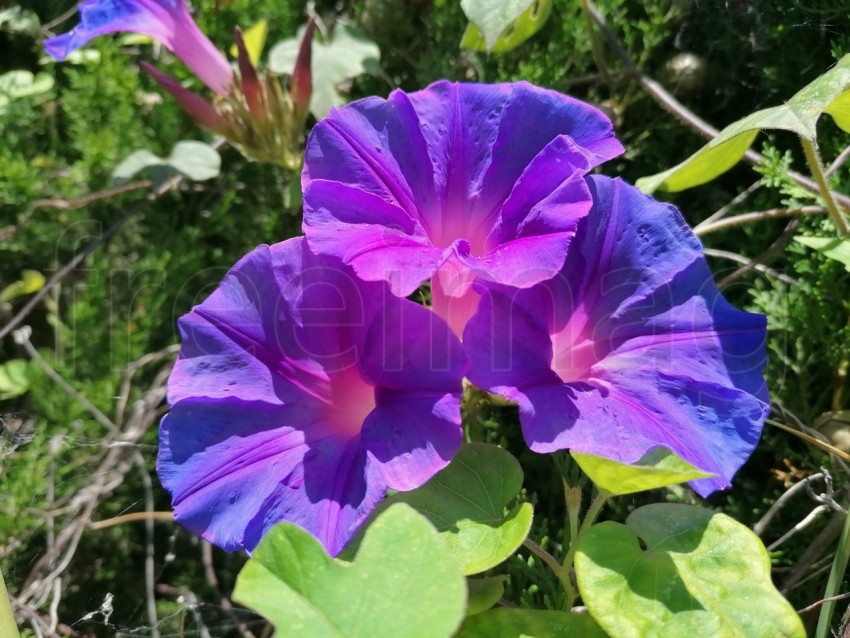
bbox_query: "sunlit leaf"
[0,7,39,36]
[230,20,268,66]
[0,360,31,401]
[112,141,221,186]
[233,504,466,638]
[576,504,806,638]
[0,270,45,303]
[374,443,533,575]
[269,23,380,120]
[456,608,607,637]
[795,235,850,271]
[0,70,54,111]
[637,53,850,193]
[460,0,534,52]
[572,447,715,496]
[460,0,552,54]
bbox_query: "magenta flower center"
[550,313,598,383]
[327,367,377,437]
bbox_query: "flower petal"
[44,0,232,94]
[161,236,467,554]
[468,176,769,493]
[363,391,462,491]
[159,398,384,555]
[302,81,622,303]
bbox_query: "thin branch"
[88,511,174,530]
[754,473,826,537]
[697,179,762,229]
[0,139,225,343]
[201,542,256,638]
[703,248,797,286]
[766,418,850,463]
[522,539,563,577]
[718,219,800,288]
[826,144,850,177]
[15,328,118,435]
[695,206,825,236]
[585,0,850,211]
[782,512,845,594]
[134,453,160,638]
[767,505,831,551]
[798,592,850,615]
[16,180,152,232]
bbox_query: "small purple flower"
[302,81,624,336]
[464,176,769,495]
[44,0,232,94]
[158,237,467,555]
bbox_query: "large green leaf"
[637,53,850,193]
[460,0,535,52]
[575,504,805,638]
[466,576,506,616]
[233,504,466,638]
[111,141,221,186]
[456,609,607,637]
[795,236,850,271]
[379,443,533,575]
[460,0,552,54]
[572,447,714,496]
[269,23,380,120]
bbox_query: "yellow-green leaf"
[0,270,46,303]
[230,20,268,66]
[460,0,552,54]
[573,447,715,496]
[795,235,850,271]
[637,53,850,194]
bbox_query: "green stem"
[579,0,610,85]
[0,569,19,638]
[816,508,850,638]
[561,490,610,610]
[801,138,850,236]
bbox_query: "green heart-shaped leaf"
[795,236,850,271]
[572,447,714,496]
[637,53,850,193]
[112,141,220,186]
[269,23,380,120]
[380,443,533,575]
[460,0,535,52]
[233,503,466,638]
[456,608,607,637]
[460,0,552,54]
[575,503,805,638]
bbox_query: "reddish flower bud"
[234,27,264,117]
[142,62,226,133]
[291,18,316,119]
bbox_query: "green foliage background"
[2,0,850,635]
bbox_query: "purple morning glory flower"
[464,176,769,495]
[158,237,467,555]
[302,80,624,336]
[44,0,232,94]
